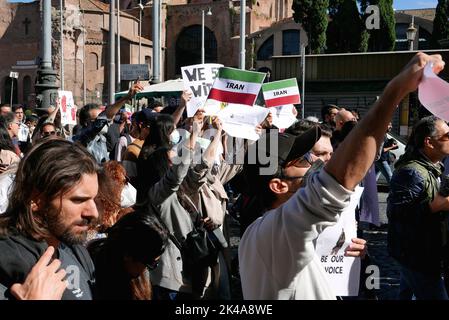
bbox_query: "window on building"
[418,27,431,50]
[87,52,99,71]
[395,23,409,51]
[175,25,217,75]
[257,35,274,60]
[282,30,300,55]
[22,18,31,36]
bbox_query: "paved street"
[361,191,401,300]
[228,191,402,300]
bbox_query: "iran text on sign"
[120,64,150,81]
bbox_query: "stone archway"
[175,25,217,75]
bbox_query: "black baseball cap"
[135,108,157,124]
[247,126,321,169]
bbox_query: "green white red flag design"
[262,78,301,107]
[207,67,266,106]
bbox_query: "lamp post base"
[35,66,59,110]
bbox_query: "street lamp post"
[239,0,246,69]
[9,71,19,106]
[201,8,212,64]
[117,0,121,91]
[152,0,160,83]
[35,0,59,109]
[60,0,64,91]
[139,1,144,64]
[108,0,116,105]
[406,16,417,51]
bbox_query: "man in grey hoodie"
[239,52,445,300]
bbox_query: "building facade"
[0,0,153,108]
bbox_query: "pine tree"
[360,0,396,51]
[432,0,449,48]
[327,0,369,53]
[292,0,329,54]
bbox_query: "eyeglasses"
[279,170,305,181]
[145,260,159,270]
[286,152,314,168]
[42,131,56,137]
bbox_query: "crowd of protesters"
[0,52,447,301]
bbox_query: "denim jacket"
[387,149,448,273]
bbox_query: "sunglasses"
[286,152,314,168]
[42,131,57,137]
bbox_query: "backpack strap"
[128,142,142,150]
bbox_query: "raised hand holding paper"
[218,104,269,141]
[269,104,298,129]
[418,63,449,121]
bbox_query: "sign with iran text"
[207,67,266,109]
[262,78,301,107]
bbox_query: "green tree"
[292,0,329,54]
[359,0,396,51]
[327,0,369,53]
[432,0,449,48]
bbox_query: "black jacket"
[0,230,95,300]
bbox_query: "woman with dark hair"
[142,113,174,151]
[87,210,169,300]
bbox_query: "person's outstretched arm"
[104,81,143,120]
[325,52,445,191]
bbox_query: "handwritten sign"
[181,63,223,117]
[58,91,77,125]
[315,186,364,296]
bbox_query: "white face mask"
[120,183,137,208]
[170,129,181,145]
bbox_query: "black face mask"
[300,159,325,188]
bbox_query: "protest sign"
[269,104,298,129]
[217,104,269,141]
[58,91,77,125]
[262,78,301,107]
[315,186,364,296]
[418,63,449,121]
[181,63,223,117]
[206,67,266,115]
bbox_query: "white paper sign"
[269,104,298,129]
[418,63,449,122]
[315,186,364,296]
[217,104,269,141]
[181,64,223,117]
[58,91,77,125]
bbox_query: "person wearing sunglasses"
[40,123,58,139]
[388,115,449,300]
[87,210,169,300]
[238,52,445,300]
